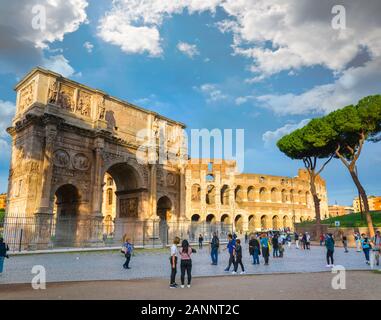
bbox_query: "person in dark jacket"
[210,232,220,265]
[272,234,279,257]
[325,233,335,267]
[198,234,204,249]
[249,234,261,265]
[233,239,245,274]
[0,238,10,275]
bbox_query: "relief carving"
[119,198,139,218]
[166,173,176,186]
[19,80,35,111]
[97,96,106,120]
[48,80,59,104]
[72,153,91,171]
[77,91,91,117]
[57,84,75,111]
[53,150,70,168]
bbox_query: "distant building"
[0,193,6,210]
[353,196,381,212]
[328,205,353,217]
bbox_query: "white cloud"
[42,55,75,77]
[257,57,381,115]
[83,41,94,53]
[0,0,88,75]
[177,42,200,58]
[195,83,228,103]
[262,119,311,147]
[97,0,222,56]
[0,100,16,156]
[220,0,381,79]
[235,95,255,105]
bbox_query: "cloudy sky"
[0,0,380,205]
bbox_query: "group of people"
[322,230,381,268]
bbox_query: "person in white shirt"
[170,237,180,288]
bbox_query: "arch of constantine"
[4,68,328,250]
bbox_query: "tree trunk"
[308,171,322,237]
[349,168,375,237]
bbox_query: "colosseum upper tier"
[185,160,329,233]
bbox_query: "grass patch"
[297,211,381,228]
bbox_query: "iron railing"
[0,214,233,252]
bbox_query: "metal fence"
[0,215,233,252]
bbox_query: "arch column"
[91,137,104,218]
[36,123,58,214]
[34,123,58,249]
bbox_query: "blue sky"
[0,0,380,205]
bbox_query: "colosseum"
[4,68,328,249]
[184,160,328,238]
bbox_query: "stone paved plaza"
[0,243,377,285]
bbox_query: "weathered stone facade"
[6,68,187,248]
[185,160,328,233]
[5,68,328,249]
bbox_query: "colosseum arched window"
[191,214,201,222]
[271,188,278,202]
[206,214,216,223]
[235,215,243,233]
[220,185,229,205]
[272,215,280,230]
[281,189,288,203]
[259,187,267,202]
[235,185,244,203]
[247,186,255,201]
[221,213,231,224]
[206,185,215,205]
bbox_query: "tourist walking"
[245,232,248,244]
[286,233,292,248]
[198,234,204,249]
[210,232,220,265]
[371,230,381,267]
[233,239,245,274]
[278,235,285,258]
[170,236,180,288]
[249,234,261,265]
[224,234,236,272]
[122,237,133,270]
[342,235,349,253]
[294,232,299,249]
[179,239,194,288]
[0,238,9,275]
[361,233,371,265]
[305,232,311,250]
[354,232,362,252]
[272,233,279,257]
[319,234,325,246]
[260,233,270,265]
[325,233,335,267]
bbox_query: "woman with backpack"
[179,239,195,288]
[361,233,371,265]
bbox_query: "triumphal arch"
[6,68,188,249]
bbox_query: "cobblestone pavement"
[0,243,377,285]
[1,271,380,300]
